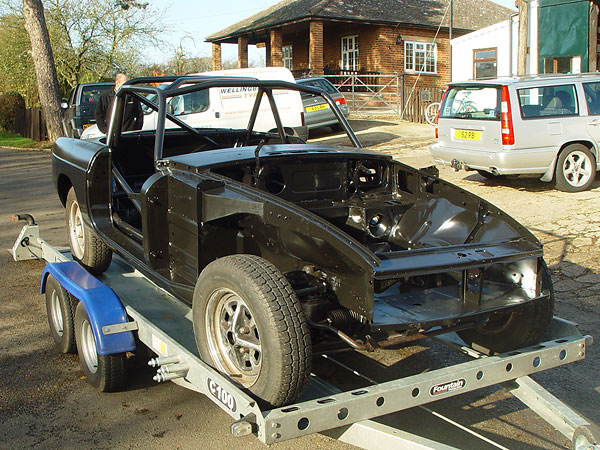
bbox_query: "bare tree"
[23,0,63,140]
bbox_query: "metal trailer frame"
[10,217,600,450]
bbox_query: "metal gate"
[323,73,445,123]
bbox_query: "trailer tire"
[75,302,127,392]
[192,255,311,408]
[66,187,112,275]
[572,424,600,450]
[458,261,554,354]
[45,275,77,354]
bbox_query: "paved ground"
[0,117,598,449]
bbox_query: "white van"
[430,74,600,192]
[81,67,307,140]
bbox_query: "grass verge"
[0,132,52,149]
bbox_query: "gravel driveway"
[0,117,597,449]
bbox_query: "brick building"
[206,0,514,93]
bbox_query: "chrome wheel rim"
[81,319,98,374]
[562,151,593,188]
[50,290,64,337]
[205,288,262,387]
[68,200,85,259]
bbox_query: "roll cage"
[106,75,361,161]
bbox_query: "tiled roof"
[206,0,515,42]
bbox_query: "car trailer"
[10,215,600,450]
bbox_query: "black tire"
[476,169,505,180]
[554,144,596,192]
[66,187,112,274]
[74,302,127,392]
[192,255,311,408]
[45,275,77,354]
[458,261,554,354]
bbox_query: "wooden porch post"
[270,28,283,67]
[309,21,324,75]
[238,36,248,68]
[212,43,222,71]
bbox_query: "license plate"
[455,129,481,141]
[305,104,328,113]
[82,123,93,130]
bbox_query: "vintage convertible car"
[52,75,554,407]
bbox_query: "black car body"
[61,82,113,138]
[52,76,554,407]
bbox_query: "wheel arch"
[200,207,376,319]
[541,140,598,182]
[57,173,73,207]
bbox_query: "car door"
[581,81,600,151]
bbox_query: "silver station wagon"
[430,74,600,192]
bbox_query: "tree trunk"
[23,0,64,141]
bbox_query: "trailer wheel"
[45,275,77,353]
[572,424,600,450]
[74,302,127,392]
[458,261,554,354]
[66,187,112,274]
[192,255,311,408]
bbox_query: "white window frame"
[282,45,293,70]
[404,41,437,74]
[341,35,359,71]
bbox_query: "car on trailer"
[50,74,555,408]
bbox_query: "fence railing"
[401,87,445,123]
[15,106,47,141]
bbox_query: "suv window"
[440,86,500,120]
[583,82,600,115]
[517,84,578,119]
[81,85,111,105]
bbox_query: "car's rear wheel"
[192,255,311,408]
[554,144,596,192]
[74,302,127,392]
[458,261,554,354]
[66,187,112,274]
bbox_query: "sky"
[144,0,517,65]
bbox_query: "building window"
[544,56,581,74]
[405,41,436,73]
[341,35,359,71]
[282,45,293,70]
[473,48,497,79]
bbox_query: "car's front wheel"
[192,255,311,408]
[554,144,596,192]
[66,187,112,274]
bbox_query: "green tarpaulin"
[538,0,589,71]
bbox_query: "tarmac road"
[0,122,598,450]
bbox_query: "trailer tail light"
[335,97,346,105]
[501,85,515,146]
[435,88,449,139]
[301,112,305,126]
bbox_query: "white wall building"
[451,1,543,82]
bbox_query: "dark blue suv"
[61,83,113,138]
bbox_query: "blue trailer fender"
[41,261,136,355]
